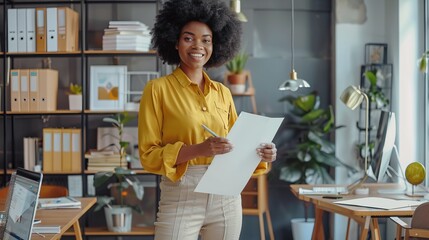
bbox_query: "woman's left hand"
[257,143,277,162]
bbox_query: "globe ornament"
[405,162,426,197]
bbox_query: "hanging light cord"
[291,0,295,71]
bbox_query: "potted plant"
[68,83,82,110]
[273,91,356,239]
[225,52,249,93]
[363,70,389,109]
[93,112,143,232]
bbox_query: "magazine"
[38,196,81,209]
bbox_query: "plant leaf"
[94,171,114,187]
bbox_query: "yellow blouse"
[138,67,267,182]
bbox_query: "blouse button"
[202,106,207,111]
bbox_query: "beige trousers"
[154,165,242,240]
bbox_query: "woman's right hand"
[199,137,233,157]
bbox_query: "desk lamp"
[340,85,370,193]
[278,0,310,91]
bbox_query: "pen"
[202,124,219,137]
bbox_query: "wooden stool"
[241,173,274,240]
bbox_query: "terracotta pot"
[227,73,247,94]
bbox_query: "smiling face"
[176,21,213,75]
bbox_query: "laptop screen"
[3,168,42,240]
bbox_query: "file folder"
[36,8,46,52]
[29,69,39,111]
[17,8,27,52]
[57,7,78,52]
[52,128,62,172]
[46,8,58,52]
[62,128,72,172]
[23,137,30,170]
[43,128,55,172]
[38,69,58,111]
[8,9,18,52]
[20,69,30,112]
[10,69,21,112]
[70,128,81,173]
[26,8,36,52]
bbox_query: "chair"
[0,184,69,198]
[391,202,429,240]
[39,185,69,198]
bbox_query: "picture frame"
[365,43,387,64]
[124,71,159,111]
[90,65,127,111]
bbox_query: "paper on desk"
[194,112,284,196]
[334,197,424,210]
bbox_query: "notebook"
[1,168,43,240]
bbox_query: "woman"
[138,0,277,239]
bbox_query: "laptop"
[1,168,43,240]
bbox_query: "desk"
[290,184,418,240]
[1,197,96,240]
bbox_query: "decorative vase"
[227,73,247,94]
[104,206,132,232]
[291,218,315,240]
[68,94,82,110]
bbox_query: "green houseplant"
[274,92,356,237]
[225,52,248,74]
[275,91,355,185]
[225,52,249,94]
[363,70,389,109]
[68,83,82,110]
[93,112,143,232]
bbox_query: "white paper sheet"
[194,112,284,196]
[334,197,425,210]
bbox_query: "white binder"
[7,9,18,52]
[26,8,36,52]
[17,8,27,52]
[46,7,57,52]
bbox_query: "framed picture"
[365,43,387,64]
[124,71,159,111]
[90,65,127,111]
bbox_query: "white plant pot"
[104,206,133,232]
[229,84,246,94]
[69,95,82,110]
[291,218,315,240]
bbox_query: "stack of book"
[102,21,151,51]
[85,150,127,171]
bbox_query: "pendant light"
[231,0,247,22]
[278,0,310,91]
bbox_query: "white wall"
[334,0,424,239]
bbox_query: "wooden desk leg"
[370,218,381,240]
[345,218,351,240]
[312,206,325,240]
[359,217,371,240]
[396,225,402,240]
[73,221,82,240]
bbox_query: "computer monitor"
[371,110,396,183]
[2,168,43,240]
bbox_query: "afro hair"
[151,0,242,68]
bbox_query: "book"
[38,196,81,209]
[32,225,61,234]
[334,197,425,210]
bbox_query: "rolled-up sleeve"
[138,81,187,181]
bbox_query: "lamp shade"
[278,70,310,91]
[230,0,247,22]
[340,85,365,110]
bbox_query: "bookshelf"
[0,0,162,236]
